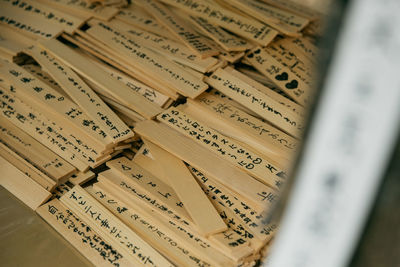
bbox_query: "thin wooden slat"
[60,185,173,266]
[224,66,305,117]
[105,158,193,225]
[158,107,286,190]
[0,155,51,210]
[244,47,312,106]
[65,32,179,100]
[68,170,96,186]
[0,0,85,34]
[84,22,209,99]
[144,139,228,236]
[36,0,119,21]
[28,45,134,144]
[134,120,273,212]
[91,181,236,267]
[135,146,268,252]
[36,199,132,267]
[259,0,321,21]
[230,0,309,35]
[38,39,163,120]
[0,117,75,182]
[0,142,56,192]
[80,50,170,107]
[139,0,219,58]
[205,68,304,138]
[158,0,278,46]
[0,61,111,154]
[186,94,298,162]
[102,19,219,73]
[188,166,278,244]
[87,184,213,267]
[116,3,170,39]
[22,64,71,99]
[0,85,89,171]
[0,5,64,40]
[189,16,253,52]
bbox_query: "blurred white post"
[265,0,400,267]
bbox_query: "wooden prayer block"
[60,185,173,266]
[0,155,51,210]
[144,139,228,236]
[36,199,132,267]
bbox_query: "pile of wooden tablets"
[0,0,322,266]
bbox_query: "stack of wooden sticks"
[0,0,322,266]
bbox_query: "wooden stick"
[0,155,51,210]
[144,139,228,236]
